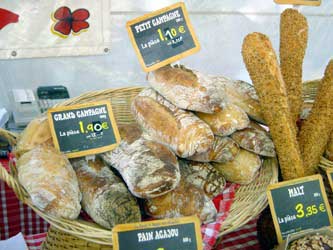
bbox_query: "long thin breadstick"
[325,132,333,161]
[299,60,333,175]
[280,9,308,126]
[242,32,304,180]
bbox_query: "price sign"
[267,175,333,243]
[126,2,200,72]
[274,0,321,6]
[112,216,202,250]
[327,169,333,191]
[48,101,120,158]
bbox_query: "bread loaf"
[196,103,250,136]
[179,160,226,198]
[101,137,180,198]
[145,180,217,223]
[118,123,142,144]
[214,77,264,124]
[231,121,275,157]
[71,158,141,229]
[17,146,81,219]
[188,136,239,163]
[148,65,224,113]
[213,149,262,185]
[15,116,53,157]
[242,32,304,180]
[131,88,214,158]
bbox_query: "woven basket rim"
[0,86,280,245]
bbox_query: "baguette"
[131,88,214,158]
[17,146,81,219]
[280,8,308,126]
[242,32,304,180]
[71,158,141,229]
[299,60,333,175]
[148,65,224,113]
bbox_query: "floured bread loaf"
[213,149,262,185]
[101,137,180,199]
[148,65,225,113]
[196,103,250,136]
[214,76,264,124]
[17,146,81,219]
[131,88,214,158]
[188,136,239,163]
[15,116,53,157]
[71,158,141,229]
[118,123,142,144]
[231,121,275,157]
[145,180,217,223]
[179,160,226,198]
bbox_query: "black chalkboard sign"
[47,101,120,158]
[327,169,333,191]
[267,175,333,243]
[126,2,200,72]
[112,216,202,250]
[274,0,321,6]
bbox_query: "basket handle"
[0,161,28,202]
[0,128,18,146]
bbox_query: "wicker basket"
[0,86,279,248]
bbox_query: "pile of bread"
[12,62,277,230]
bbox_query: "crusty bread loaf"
[188,136,239,163]
[102,137,180,198]
[131,88,214,158]
[17,146,81,219]
[148,65,224,113]
[145,180,217,223]
[231,121,275,157]
[213,76,265,124]
[179,160,226,198]
[118,123,142,144]
[213,149,262,185]
[15,116,53,157]
[71,158,141,229]
[196,103,250,136]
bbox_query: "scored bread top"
[148,65,225,113]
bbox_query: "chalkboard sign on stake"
[274,0,321,6]
[47,101,121,158]
[112,216,203,250]
[326,169,333,191]
[267,174,333,243]
[126,2,200,72]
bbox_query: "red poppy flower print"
[51,6,90,38]
[0,8,19,30]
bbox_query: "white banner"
[0,0,111,59]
